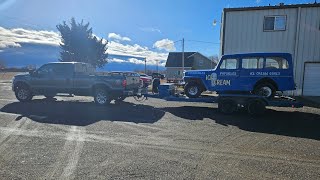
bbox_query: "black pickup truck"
[12,62,141,105]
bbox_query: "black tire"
[247,99,266,116]
[184,82,202,98]
[218,98,237,114]
[94,88,111,106]
[253,83,276,98]
[15,84,33,102]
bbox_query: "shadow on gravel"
[161,106,320,140]
[0,99,165,126]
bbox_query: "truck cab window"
[220,58,238,69]
[37,64,54,75]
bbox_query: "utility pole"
[182,38,184,77]
[156,60,159,73]
[144,57,147,74]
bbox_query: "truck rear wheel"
[184,82,202,98]
[15,84,33,102]
[94,88,111,106]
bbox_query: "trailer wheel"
[218,98,237,114]
[247,99,266,116]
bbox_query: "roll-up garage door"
[303,63,320,96]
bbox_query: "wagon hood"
[184,69,215,77]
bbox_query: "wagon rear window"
[265,57,289,69]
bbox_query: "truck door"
[73,63,94,94]
[213,58,240,91]
[51,63,73,93]
[30,64,55,94]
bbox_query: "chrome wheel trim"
[259,87,272,97]
[188,86,198,96]
[17,89,28,100]
[96,91,107,104]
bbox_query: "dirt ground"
[0,72,21,81]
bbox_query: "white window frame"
[263,15,287,31]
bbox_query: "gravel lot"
[0,81,320,179]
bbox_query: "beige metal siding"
[166,67,192,79]
[223,9,297,55]
[222,6,320,95]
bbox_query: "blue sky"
[0,0,315,69]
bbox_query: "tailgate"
[125,73,140,89]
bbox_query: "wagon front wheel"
[184,82,202,98]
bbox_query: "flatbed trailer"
[138,83,303,116]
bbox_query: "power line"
[185,39,220,44]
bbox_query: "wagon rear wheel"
[254,83,276,98]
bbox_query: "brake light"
[122,79,127,87]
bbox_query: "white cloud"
[140,27,161,34]
[108,58,126,63]
[0,27,61,49]
[128,58,145,65]
[108,33,131,42]
[107,41,168,66]
[256,0,261,3]
[153,38,176,52]
[0,26,168,66]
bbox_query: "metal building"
[220,3,320,96]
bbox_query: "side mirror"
[30,70,38,77]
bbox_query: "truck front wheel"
[15,85,33,102]
[94,88,111,106]
[184,82,202,98]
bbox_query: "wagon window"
[220,58,238,70]
[242,57,264,69]
[265,57,288,69]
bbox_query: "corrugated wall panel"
[223,9,297,55]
